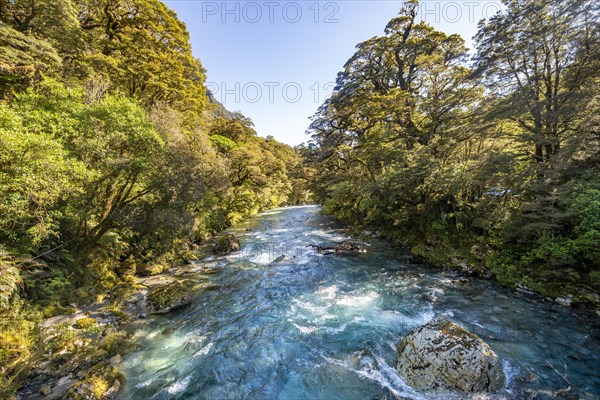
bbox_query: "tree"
[474,0,599,162]
[0,25,61,97]
[77,0,207,117]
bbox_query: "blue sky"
[164,1,503,145]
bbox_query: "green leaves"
[308,0,600,295]
[0,101,87,245]
[0,249,22,311]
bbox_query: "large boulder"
[213,234,240,254]
[396,319,505,392]
[147,281,193,314]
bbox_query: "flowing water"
[118,206,600,399]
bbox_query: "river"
[117,206,600,399]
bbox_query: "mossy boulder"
[396,319,505,392]
[138,263,168,277]
[147,281,194,314]
[213,234,240,254]
[65,365,124,400]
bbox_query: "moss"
[65,365,125,400]
[100,331,128,357]
[437,321,480,351]
[147,281,193,314]
[42,304,76,318]
[121,275,137,286]
[75,317,97,330]
[107,307,128,321]
[138,263,168,277]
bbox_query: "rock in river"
[213,234,241,254]
[396,319,505,392]
[147,281,194,314]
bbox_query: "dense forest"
[307,0,599,302]
[0,0,309,394]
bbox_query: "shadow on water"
[118,206,600,400]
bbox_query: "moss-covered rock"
[396,319,505,392]
[65,365,124,400]
[213,234,240,254]
[147,282,193,314]
[138,263,168,277]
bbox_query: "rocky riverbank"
[15,253,223,399]
[356,228,600,317]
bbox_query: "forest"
[0,0,599,398]
[307,0,599,303]
[0,0,309,394]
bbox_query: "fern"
[0,248,21,311]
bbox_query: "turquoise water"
[118,206,600,399]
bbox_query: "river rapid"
[118,206,600,399]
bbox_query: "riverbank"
[13,255,222,399]
[351,225,600,317]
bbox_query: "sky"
[164,0,503,146]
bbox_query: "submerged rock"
[272,254,289,263]
[213,234,240,254]
[396,319,505,392]
[147,282,193,314]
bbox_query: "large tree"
[474,0,599,162]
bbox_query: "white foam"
[336,291,380,307]
[134,379,153,389]
[502,360,519,390]
[322,323,348,334]
[317,285,338,300]
[167,375,191,395]
[292,323,318,334]
[193,342,213,358]
[355,355,428,400]
[319,353,427,400]
[292,298,330,314]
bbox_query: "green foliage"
[210,134,238,153]
[0,98,88,246]
[0,249,21,311]
[308,0,600,298]
[0,0,308,394]
[0,300,42,396]
[0,25,61,93]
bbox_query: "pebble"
[40,384,52,396]
[516,286,535,295]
